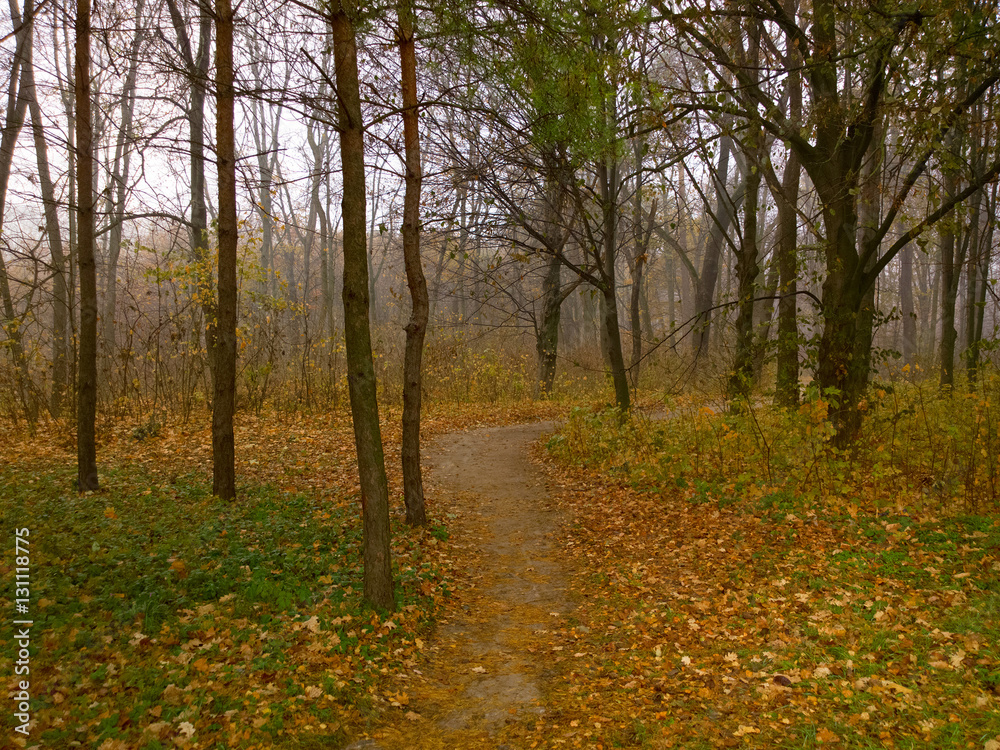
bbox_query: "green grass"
[0,459,450,748]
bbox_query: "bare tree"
[76,0,99,490]
[330,1,395,610]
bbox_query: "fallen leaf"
[816,727,840,743]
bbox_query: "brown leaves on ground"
[522,439,1000,749]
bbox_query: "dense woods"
[3,0,1000,746]
[2,0,997,432]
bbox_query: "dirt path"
[347,422,575,749]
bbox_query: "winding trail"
[348,422,575,749]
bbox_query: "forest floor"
[3,399,999,750]
[348,408,1000,750]
[343,421,577,749]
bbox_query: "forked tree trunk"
[330,4,395,610]
[212,0,237,501]
[398,0,428,526]
[76,0,99,490]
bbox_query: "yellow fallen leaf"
[816,727,840,743]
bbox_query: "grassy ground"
[0,402,565,749]
[4,376,1000,749]
[538,384,1000,749]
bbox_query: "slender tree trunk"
[692,136,743,359]
[76,0,99,490]
[728,133,762,399]
[597,160,630,411]
[963,118,988,389]
[24,32,69,418]
[939,131,964,390]
[0,0,37,424]
[752,254,779,381]
[628,150,654,390]
[56,10,79,411]
[398,0,428,526]
[774,1,802,406]
[212,0,237,500]
[537,252,562,395]
[102,0,144,358]
[331,5,394,610]
[166,0,212,385]
[899,241,916,367]
[967,181,995,386]
[728,18,763,401]
[536,163,571,396]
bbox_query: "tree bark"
[938,131,965,390]
[23,29,70,418]
[331,5,395,610]
[773,0,802,407]
[966,181,995,387]
[899,241,916,368]
[212,0,237,501]
[597,160,630,412]
[0,0,38,424]
[535,162,571,396]
[691,135,743,359]
[398,0,428,527]
[76,0,99,490]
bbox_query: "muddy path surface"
[347,422,577,749]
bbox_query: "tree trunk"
[966,181,995,387]
[728,18,764,401]
[537,252,562,395]
[535,163,572,397]
[899,241,916,368]
[24,32,70,418]
[752,252,779,381]
[597,160,630,411]
[331,5,395,611]
[76,0,99,490]
[165,0,213,386]
[774,1,802,406]
[212,0,237,501]
[101,0,144,359]
[728,131,762,400]
[628,148,654,390]
[0,0,38,425]
[963,118,988,389]
[398,0,428,527]
[813,187,869,442]
[692,136,743,359]
[938,131,964,390]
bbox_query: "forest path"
[347,421,575,749]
